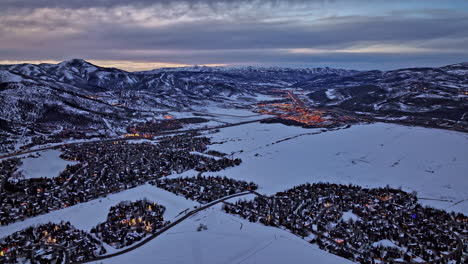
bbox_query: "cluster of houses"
[127,117,208,134]
[0,158,20,193]
[0,134,241,226]
[2,129,466,263]
[255,100,366,129]
[152,175,258,204]
[91,200,169,249]
[223,183,467,264]
[19,126,106,151]
[0,221,105,264]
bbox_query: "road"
[0,118,270,161]
[286,91,306,107]
[72,191,252,264]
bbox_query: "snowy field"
[205,122,468,214]
[0,184,197,238]
[18,149,78,179]
[163,105,265,128]
[191,105,266,123]
[188,95,278,124]
[2,120,466,264]
[98,205,352,264]
[164,93,278,125]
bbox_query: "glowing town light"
[145,222,152,231]
[47,237,57,244]
[123,133,140,137]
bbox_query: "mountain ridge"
[0,59,466,153]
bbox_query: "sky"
[0,0,467,71]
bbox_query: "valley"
[0,60,467,264]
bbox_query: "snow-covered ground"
[0,138,113,160]
[182,120,225,130]
[0,184,197,238]
[205,122,468,214]
[18,149,78,179]
[1,180,351,264]
[163,93,277,125]
[97,205,352,264]
[2,120,466,264]
[372,239,399,248]
[226,92,281,102]
[163,105,266,128]
[341,211,361,222]
[191,105,265,124]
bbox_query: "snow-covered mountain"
[1,59,138,91]
[0,59,359,152]
[299,64,468,129]
[0,59,359,122]
[1,59,467,119]
[0,59,356,93]
[138,65,356,78]
[0,59,466,153]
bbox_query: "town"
[91,199,170,249]
[0,199,171,263]
[1,169,467,263]
[0,120,466,264]
[0,221,105,263]
[152,175,258,203]
[0,175,258,264]
[255,90,368,129]
[1,0,467,263]
[0,133,241,226]
[125,117,209,137]
[223,183,468,264]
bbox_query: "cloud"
[0,0,323,13]
[4,11,466,50]
[0,0,467,70]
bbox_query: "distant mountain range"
[0,58,356,125]
[0,59,466,153]
[300,63,467,125]
[0,59,356,92]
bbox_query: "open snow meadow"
[98,205,353,264]
[18,149,78,179]
[94,121,467,264]
[0,184,197,237]
[1,120,467,264]
[206,122,468,214]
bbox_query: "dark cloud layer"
[86,16,468,50]
[0,0,317,10]
[0,0,467,70]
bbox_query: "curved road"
[72,191,252,264]
[0,118,270,161]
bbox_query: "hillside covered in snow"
[0,59,466,153]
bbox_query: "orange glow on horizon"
[0,59,227,72]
